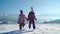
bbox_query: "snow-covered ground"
[0,24,60,34]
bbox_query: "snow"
[0,24,60,34]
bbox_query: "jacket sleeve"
[27,13,30,20]
[34,14,37,20]
[24,15,27,20]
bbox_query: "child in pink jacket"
[18,10,26,30]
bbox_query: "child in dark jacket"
[27,7,37,29]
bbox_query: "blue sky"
[0,0,60,21]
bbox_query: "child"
[27,7,37,29]
[18,10,26,30]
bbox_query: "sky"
[0,0,60,21]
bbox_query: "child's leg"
[19,24,22,30]
[32,20,35,29]
[22,23,25,28]
[29,21,31,29]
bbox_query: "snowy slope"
[0,24,60,34]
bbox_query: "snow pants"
[29,20,35,29]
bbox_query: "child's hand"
[17,22,19,24]
[27,19,29,21]
[35,19,37,20]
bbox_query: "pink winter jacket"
[18,13,26,24]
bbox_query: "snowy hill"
[0,24,60,34]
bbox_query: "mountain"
[43,19,60,23]
[0,14,18,24]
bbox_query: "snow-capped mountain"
[0,13,18,24]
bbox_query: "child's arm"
[24,15,27,20]
[34,14,37,20]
